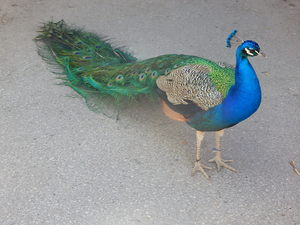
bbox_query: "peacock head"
[240,40,262,57]
[226,30,265,57]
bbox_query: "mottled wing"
[156,64,223,111]
[217,61,235,69]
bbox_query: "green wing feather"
[35,20,235,105]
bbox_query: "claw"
[209,151,237,172]
[192,160,212,179]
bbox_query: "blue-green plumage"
[36,21,264,177]
[36,21,262,131]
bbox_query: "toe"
[221,162,237,172]
[208,158,216,163]
[216,162,221,171]
[208,155,237,172]
[223,159,234,163]
[192,161,211,179]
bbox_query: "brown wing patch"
[156,65,223,111]
[217,61,235,69]
[161,100,187,122]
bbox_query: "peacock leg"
[208,130,237,172]
[192,131,212,178]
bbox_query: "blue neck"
[221,46,261,125]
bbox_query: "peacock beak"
[259,52,266,57]
[255,50,266,57]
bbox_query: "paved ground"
[1,0,300,224]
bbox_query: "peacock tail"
[35,20,235,109]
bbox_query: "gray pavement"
[1,0,300,224]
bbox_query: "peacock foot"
[208,150,237,172]
[192,160,212,179]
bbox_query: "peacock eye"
[145,67,151,73]
[151,71,158,78]
[139,73,147,81]
[244,48,259,56]
[116,74,124,81]
[165,68,171,74]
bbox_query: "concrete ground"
[1,0,300,224]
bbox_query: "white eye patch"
[245,48,254,56]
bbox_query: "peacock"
[35,20,265,178]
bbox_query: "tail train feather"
[35,20,234,116]
[35,20,163,102]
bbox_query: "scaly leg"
[208,130,237,172]
[192,131,212,178]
